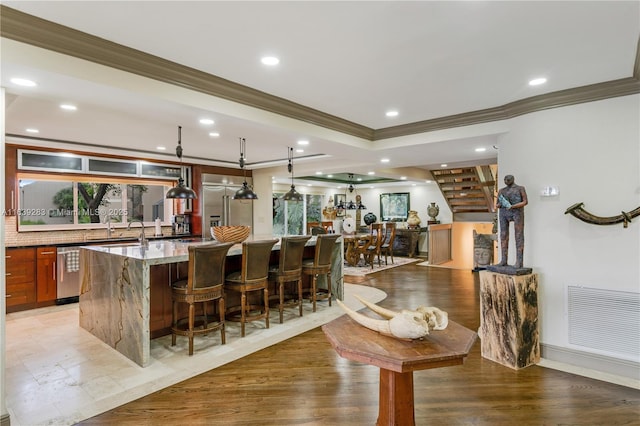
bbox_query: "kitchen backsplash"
[4,216,172,247]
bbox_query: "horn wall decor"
[564,202,640,228]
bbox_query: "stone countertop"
[80,235,324,265]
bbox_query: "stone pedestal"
[479,271,539,369]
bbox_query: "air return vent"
[568,286,640,359]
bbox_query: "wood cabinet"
[5,146,18,216]
[5,247,36,311]
[392,228,422,257]
[36,246,57,303]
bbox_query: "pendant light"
[165,126,197,199]
[282,147,303,202]
[233,137,258,200]
[342,173,366,210]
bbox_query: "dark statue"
[495,174,528,269]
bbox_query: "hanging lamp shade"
[282,147,303,202]
[166,126,197,199]
[233,137,258,200]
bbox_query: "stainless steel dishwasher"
[56,247,80,304]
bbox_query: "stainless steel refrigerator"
[201,184,254,238]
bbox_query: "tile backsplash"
[4,216,172,247]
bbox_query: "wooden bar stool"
[225,239,279,337]
[302,234,341,312]
[171,242,233,355]
[268,235,312,323]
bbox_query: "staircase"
[430,165,496,222]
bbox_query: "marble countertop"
[81,235,325,264]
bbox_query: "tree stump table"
[323,315,477,425]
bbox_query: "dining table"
[342,233,372,267]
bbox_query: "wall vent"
[568,286,640,360]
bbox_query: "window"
[272,193,324,236]
[17,175,173,231]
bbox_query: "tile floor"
[5,283,387,426]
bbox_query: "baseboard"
[540,343,640,389]
[0,412,10,426]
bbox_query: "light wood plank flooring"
[78,264,640,425]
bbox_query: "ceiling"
[1,2,639,187]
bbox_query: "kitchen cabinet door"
[5,247,36,311]
[36,247,57,303]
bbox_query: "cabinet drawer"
[6,280,35,306]
[6,261,35,285]
[5,248,36,263]
[37,247,57,259]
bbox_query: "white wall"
[497,94,640,362]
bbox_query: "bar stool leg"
[240,292,246,338]
[171,299,178,347]
[279,280,285,324]
[188,303,195,356]
[263,287,270,329]
[219,298,226,344]
[297,277,303,317]
[312,274,318,312]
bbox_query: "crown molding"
[0,5,373,140]
[2,6,638,143]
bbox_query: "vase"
[427,202,440,221]
[407,210,421,227]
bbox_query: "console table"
[392,228,423,257]
[323,315,476,425]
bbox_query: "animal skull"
[336,299,429,339]
[353,295,449,331]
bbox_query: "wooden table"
[323,315,477,425]
[342,233,371,266]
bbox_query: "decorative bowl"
[210,225,251,244]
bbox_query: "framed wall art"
[380,192,410,221]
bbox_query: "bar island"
[79,236,343,367]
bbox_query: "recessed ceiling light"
[475,147,486,152]
[297,140,309,145]
[156,146,167,151]
[10,77,36,87]
[400,176,407,180]
[441,164,447,168]
[26,128,39,133]
[60,104,77,111]
[367,171,375,175]
[412,183,417,187]
[199,118,214,125]
[425,180,432,183]
[380,158,390,163]
[296,149,304,153]
[385,110,399,117]
[261,56,280,66]
[356,178,362,182]
[209,132,220,137]
[327,174,333,178]
[316,171,323,175]
[529,77,547,86]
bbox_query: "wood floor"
[78,264,639,425]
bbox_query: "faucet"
[104,215,113,238]
[127,218,148,247]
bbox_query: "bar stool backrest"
[312,234,341,267]
[240,239,279,282]
[188,243,234,292]
[278,236,312,274]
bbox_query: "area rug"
[5,283,386,426]
[343,256,422,277]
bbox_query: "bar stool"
[171,242,233,355]
[268,235,312,323]
[302,234,341,312]
[225,239,279,337]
